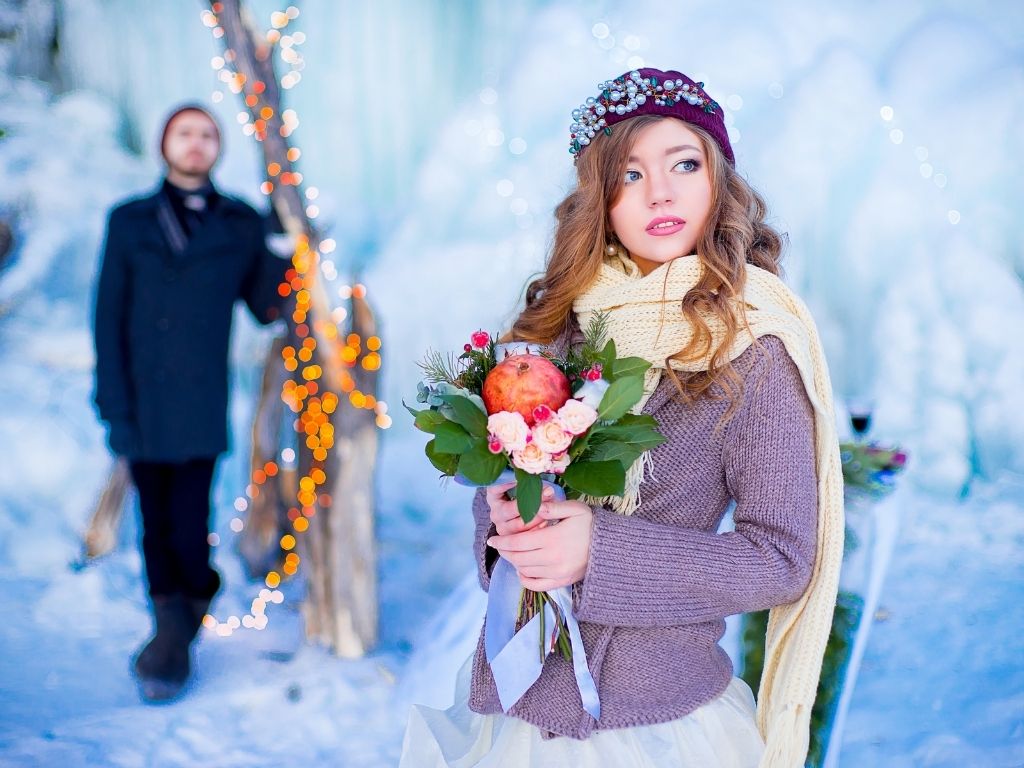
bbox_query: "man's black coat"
[93,185,286,461]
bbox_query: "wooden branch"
[83,458,131,559]
[215,0,380,656]
[303,290,379,655]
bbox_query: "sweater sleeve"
[472,487,499,591]
[573,341,818,628]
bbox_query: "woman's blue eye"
[674,159,700,173]
[624,169,642,184]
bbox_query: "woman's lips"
[645,217,686,236]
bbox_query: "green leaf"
[412,408,449,434]
[588,423,666,451]
[458,439,507,485]
[586,441,645,470]
[438,394,489,437]
[561,460,626,497]
[608,356,651,381]
[514,469,542,524]
[598,338,617,368]
[613,413,659,428]
[597,375,644,421]
[432,421,473,453]
[425,439,459,475]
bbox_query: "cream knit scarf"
[573,253,844,768]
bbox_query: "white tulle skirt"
[399,656,765,768]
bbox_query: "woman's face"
[608,118,713,275]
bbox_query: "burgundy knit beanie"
[158,103,222,161]
[569,68,734,166]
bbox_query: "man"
[92,104,287,701]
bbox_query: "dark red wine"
[851,415,871,435]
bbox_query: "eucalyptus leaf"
[513,469,542,524]
[561,460,626,497]
[438,394,489,437]
[458,439,507,485]
[597,375,644,421]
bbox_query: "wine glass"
[847,398,873,443]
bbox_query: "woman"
[402,68,843,768]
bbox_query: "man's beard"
[168,155,214,179]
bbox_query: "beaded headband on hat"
[569,68,734,166]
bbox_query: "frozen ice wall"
[2,0,1022,526]
[52,0,544,257]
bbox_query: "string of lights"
[199,3,389,638]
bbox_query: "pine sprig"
[417,348,463,386]
[582,311,610,353]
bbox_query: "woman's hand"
[487,499,594,592]
[485,481,552,536]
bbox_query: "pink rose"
[531,417,572,454]
[487,411,529,452]
[471,330,490,349]
[511,443,551,474]
[558,398,599,436]
[549,451,570,475]
[532,404,553,423]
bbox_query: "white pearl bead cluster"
[569,71,720,156]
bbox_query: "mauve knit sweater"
[468,332,818,740]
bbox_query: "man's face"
[162,111,220,178]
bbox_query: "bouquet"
[839,441,908,500]
[405,316,664,716]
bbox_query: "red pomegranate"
[482,354,571,425]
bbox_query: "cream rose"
[511,443,551,474]
[487,410,529,452]
[531,417,573,454]
[558,398,600,435]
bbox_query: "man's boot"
[132,594,199,702]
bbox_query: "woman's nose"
[647,174,673,207]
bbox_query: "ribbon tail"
[549,586,601,720]
[485,558,560,712]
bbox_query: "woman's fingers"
[518,575,565,592]
[538,499,592,520]
[485,482,517,506]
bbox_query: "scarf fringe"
[757,703,811,768]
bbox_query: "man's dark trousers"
[129,459,219,600]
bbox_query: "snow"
[1,0,1023,765]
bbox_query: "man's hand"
[487,499,594,592]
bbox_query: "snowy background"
[1,0,1022,766]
